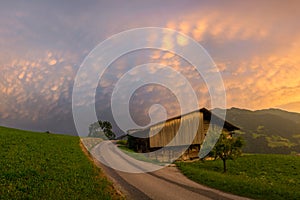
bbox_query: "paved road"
[90,141,251,200]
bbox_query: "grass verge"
[0,126,121,199]
[117,145,167,165]
[176,154,300,200]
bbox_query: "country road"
[89,141,251,200]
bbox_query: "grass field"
[0,126,120,199]
[177,154,300,200]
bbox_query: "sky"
[1,0,300,135]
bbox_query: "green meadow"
[177,154,300,200]
[0,126,120,199]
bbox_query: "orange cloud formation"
[0,51,77,122]
[160,8,300,112]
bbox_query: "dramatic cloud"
[0,0,299,134]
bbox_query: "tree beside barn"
[211,132,244,172]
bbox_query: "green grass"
[117,145,156,163]
[116,140,127,146]
[0,126,120,199]
[176,154,300,200]
[117,145,167,165]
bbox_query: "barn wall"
[149,112,204,148]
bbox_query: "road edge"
[79,139,126,199]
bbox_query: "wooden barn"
[127,108,239,161]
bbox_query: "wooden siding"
[149,112,204,148]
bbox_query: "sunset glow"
[1,0,300,134]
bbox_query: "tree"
[88,120,115,140]
[212,132,244,173]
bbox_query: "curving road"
[90,141,251,200]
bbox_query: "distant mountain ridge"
[213,107,300,154]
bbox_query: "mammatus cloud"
[0,1,300,134]
[162,4,300,112]
[0,51,78,132]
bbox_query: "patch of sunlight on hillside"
[266,135,297,148]
[252,133,266,139]
[293,134,300,144]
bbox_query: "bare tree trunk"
[223,159,227,173]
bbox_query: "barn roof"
[127,108,239,137]
[199,108,240,132]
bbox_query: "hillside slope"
[214,108,300,154]
[0,126,118,199]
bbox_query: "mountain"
[213,108,300,154]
